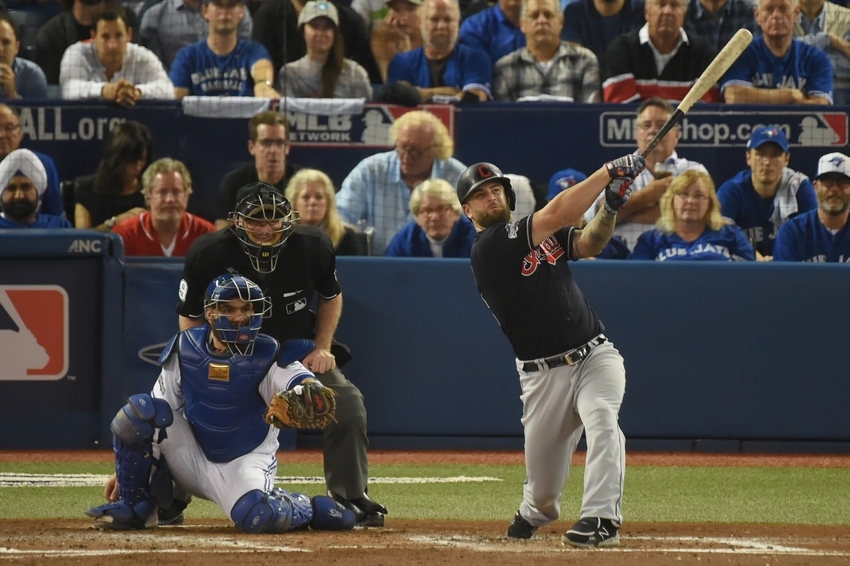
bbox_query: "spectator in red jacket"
[112,157,215,256]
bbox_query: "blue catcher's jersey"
[629,225,755,261]
[170,327,280,463]
[773,209,850,263]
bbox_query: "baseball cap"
[815,152,850,180]
[747,126,789,153]
[298,1,340,26]
[547,168,587,201]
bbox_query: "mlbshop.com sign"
[283,104,455,148]
[600,111,848,148]
[0,286,69,381]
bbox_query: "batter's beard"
[472,205,512,228]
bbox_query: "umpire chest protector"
[167,326,280,463]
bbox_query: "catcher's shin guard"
[310,495,356,531]
[231,489,305,534]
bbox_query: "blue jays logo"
[830,156,845,167]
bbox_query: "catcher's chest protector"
[179,327,280,463]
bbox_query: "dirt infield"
[2,451,849,565]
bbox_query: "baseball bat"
[640,28,753,159]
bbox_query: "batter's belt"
[521,334,607,373]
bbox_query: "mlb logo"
[0,285,69,381]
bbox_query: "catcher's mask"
[204,273,272,355]
[230,182,299,273]
[456,162,516,211]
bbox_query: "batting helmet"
[456,163,516,211]
[204,274,272,355]
[230,182,299,273]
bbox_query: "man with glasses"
[170,0,278,97]
[774,151,850,262]
[0,104,64,218]
[717,125,817,260]
[722,0,833,104]
[215,111,302,229]
[337,109,466,254]
[602,0,718,102]
[112,158,214,256]
[583,96,706,255]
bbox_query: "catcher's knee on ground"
[231,490,355,533]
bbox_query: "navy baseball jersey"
[170,39,271,96]
[469,214,602,361]
[387,44,493,98]
[773,209,850,262]
[717,169,817,256]
[629,225,755,261]
[721,36,834,103]
[178,227,340,343]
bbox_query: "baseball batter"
[457,156,644,547]
[86,274,356,533]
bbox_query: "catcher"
[86,273,353,533]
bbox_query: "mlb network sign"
[600,111,848,148]
[0,285,69,381]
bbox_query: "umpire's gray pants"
[315,368,370,500]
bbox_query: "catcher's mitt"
[265,382,337,430]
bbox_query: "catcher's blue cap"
[548,168,587,201]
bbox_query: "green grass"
[1,461,848,525]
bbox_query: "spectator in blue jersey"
[458,0,525,67]
[494,0,600,102]
[0,15,48,99]
[560,0,645,74]
[630,169,755,261]
[683,0,758,53]
[0,105,64,218]
[387,0,492,101]
[170,0,279,97]
[717,125,817,260]
[774,151,850,262]
[0,149,73,229]
[385,178,476,257]
[721,0,833,104]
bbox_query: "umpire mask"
[230,182,298,273]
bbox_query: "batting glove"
[604,177,633,215]
[605,155,646,180]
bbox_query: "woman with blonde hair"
[630,169,755,261]
[285,168,364,255]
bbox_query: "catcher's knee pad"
[111,394,173,446]
[231,489,295,534]
[310,495,356,531]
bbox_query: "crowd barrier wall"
[12,100,850,223]
[3,232,848,451]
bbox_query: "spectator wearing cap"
[252,0,383,85]
[112,158,215,256]
[721,0,833,104]
[458,0,525,67]
[170,0,278,97]
[371,0,423,82]
[385,178,476,257]
[37,0,141,86]
[140,0,253,72]
[0,149,73,229]
[0,14,48,99]
[561,0,645,75]
[387,0,492,101]
[547,167,587,203]
[774,152,850,262]
[717,125,817,260]
[60,5,174,104]
[493,0,600,102]
[279,1,372,98]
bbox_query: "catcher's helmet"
[456,162,516,211]
[230,182,299,273]
[204,274,272,355]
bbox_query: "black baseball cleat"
[563,517,620,548]
[157,496,192,526]
[330,492,388,527]
[507,511,537,539]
